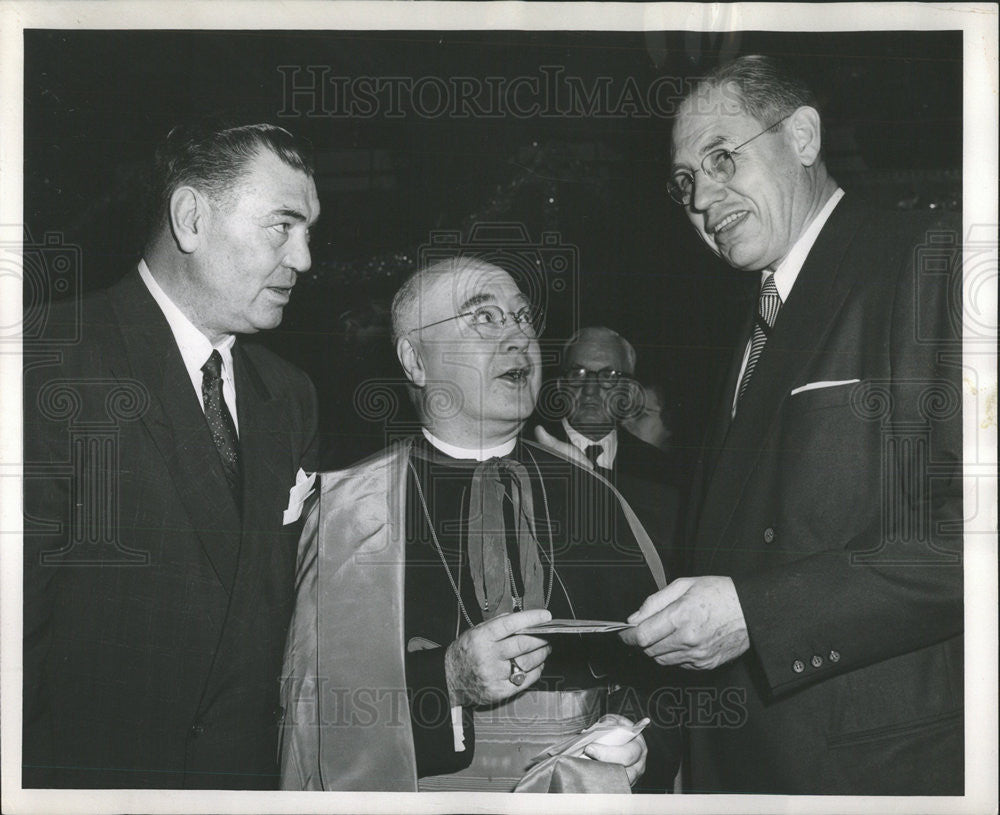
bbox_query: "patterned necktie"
[736,273,782,409]
[584,443,604,469]
[201,349,242,509]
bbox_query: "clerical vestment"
[278,436,668,791]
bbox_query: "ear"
[169,186,206,254]
[787,106,823,168]
[396,336,426,388]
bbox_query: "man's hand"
[619,576,749,670]
[533,426,594,471]
[583,714,647,786]
[445,609,552,707]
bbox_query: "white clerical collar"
[561,416,617,469]
[421,427,517,461]
[770,187,845,301]
[138,259,237,406]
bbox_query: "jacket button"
[829,650,841,663]
[763,527,775,544]
[189,722,205,737]
[792,659,805,673]
[274,706,285,724]
[811,654,823,668]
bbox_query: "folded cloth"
[515,756,630,793]
[514,716,649,793]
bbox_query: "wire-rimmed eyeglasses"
[560,366,632,389]
[667,111,794,206]
[407,303,543,339]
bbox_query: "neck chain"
[407,451,555,629]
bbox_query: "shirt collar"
[421,427,517,461]
[769,187,845,301]
[561,416,617,466]
[138,259,236,381]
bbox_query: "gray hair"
[563,326,637,374]
[390,255,507,342]
[685,54,820,128]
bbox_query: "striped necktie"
[735,273,782,410]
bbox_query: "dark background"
[23,29,962,468]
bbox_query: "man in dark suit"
[621,56,963,794]
[538,327,681,573]
[23,121,321,789]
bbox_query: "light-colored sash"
[279,438,665,791]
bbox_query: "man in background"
[279,257,680,792]
[538,326,681,573]
[23,120,320,788]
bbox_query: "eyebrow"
[672,134,732,173]
[457,292,497,312]
[271,207,309,222]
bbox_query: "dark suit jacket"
[23,271,317,789]
[684,195,963,794]
[541,419,683,576]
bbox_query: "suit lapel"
[693,198,870,560]
[108,272,242,591]
[228,342,292,591]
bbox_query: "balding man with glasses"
[618,55,963,795]
[278,256,681,793]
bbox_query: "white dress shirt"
[138,259,239,433]
[560,417,617,469]
[731,188,845,416]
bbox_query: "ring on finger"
[508,658,527,686]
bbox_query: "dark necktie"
[201,349,242,508]
[467,458,544,618]
[584,443,604,469]
[735,273,782,410]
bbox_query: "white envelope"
[282,468,316,525]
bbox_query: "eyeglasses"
[561,366,632,389]
[667,112,794,206]
[408,303,543,339]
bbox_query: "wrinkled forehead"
[419,263,528,320]
[671,84,756,163]
[567,336,629,371]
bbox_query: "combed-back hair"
[147,116,314,239]
[690,55,820,128]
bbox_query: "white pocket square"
[282,468,316,525]
[790,378,860,396]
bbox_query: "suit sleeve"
[404,649,475,777]
[22,354,69,786]
[735,217,963,696]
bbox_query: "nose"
[502,325,530,353]
[690,170,727,213]
[581,376,602,398]
[285,231,312,274]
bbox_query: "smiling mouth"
[711,211,749,236]
[267,286,293,296]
